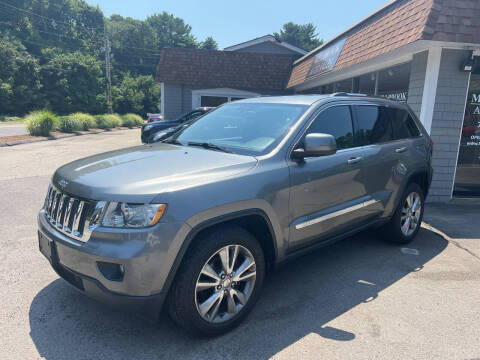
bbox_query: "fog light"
[97,261,125,282]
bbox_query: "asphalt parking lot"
[0,129,479,359]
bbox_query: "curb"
[0,126,141,148]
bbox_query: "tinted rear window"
[354,105,394,145]
[387,107,421,139]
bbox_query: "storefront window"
[453,74,480,197]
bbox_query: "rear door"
[352,104,420,212]
[288,104,368,249]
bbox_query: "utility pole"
[103,24,113,114]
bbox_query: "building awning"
[288,0,480,89]
[156,48,294,90]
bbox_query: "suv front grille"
[44,185,93,242]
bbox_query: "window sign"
[380,91,408,102]
[454,74,480,197]
[307,38,346,78]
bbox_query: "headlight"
[144,124,153,131]
[92,202,166,228]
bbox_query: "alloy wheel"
[400,192,422,237]
[195,244,256,323]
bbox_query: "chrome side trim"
[295,199,380,230]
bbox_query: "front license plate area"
[38,231,56,264]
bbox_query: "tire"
[385,183,425,244]
[166,225,265,337]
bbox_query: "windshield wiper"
[186,141,232,153]
[163,139,183,145]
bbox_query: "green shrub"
[121,113,143,128]
[25,110,58,136]
[69,113,97,130]
[109,114,122,127]
[94,114,113,129]
[58,115,84,133]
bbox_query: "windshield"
[171,103,308,156]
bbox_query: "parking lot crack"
[421,222,480,262]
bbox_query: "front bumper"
[37,209,186,321]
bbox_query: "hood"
[53,143,257,203]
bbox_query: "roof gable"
[224,35,307,55]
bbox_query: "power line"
[0,20,103,43]
[0,1,103,38]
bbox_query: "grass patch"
[58,115,83,133]
[25,110,58,136]
[121,113,143,128]
[69,113,97,130]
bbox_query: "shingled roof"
[156,48,294,90]
[288,0,480,88]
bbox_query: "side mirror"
[293,133,337,159]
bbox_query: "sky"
[85,0,388,49]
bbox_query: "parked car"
[150,119,194,143]
[146,113,163,123]
[141,107,213,143]
[38,94,433,337]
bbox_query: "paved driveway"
[0,122,28,136]
[0,130,479,359]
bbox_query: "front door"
[288,105,367,249]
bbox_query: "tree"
[107,15,158,76]
[40,48,105,114]
[0,38,42,115]
[113,73,161,116]
[146,12,198,49]
[274,22,323,52]
[200,36,218,50]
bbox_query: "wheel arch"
[162,209,278,297]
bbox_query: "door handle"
[347,156,363,165]
[395,147,407,153]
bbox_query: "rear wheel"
[167,225,265,337]
[385,183,424,244]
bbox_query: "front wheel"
[167,225,265,337]
[385,183,424,244]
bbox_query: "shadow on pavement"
[29,229,447,360]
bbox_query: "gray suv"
[38,94,433,336]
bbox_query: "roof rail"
[330,92,368,97]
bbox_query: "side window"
[387,107,421,139]
[354,105,394,145]
[306,105,354,150]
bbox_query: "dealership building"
[156,0,480,202]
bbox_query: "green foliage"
[25,110,58,136]
[113,74,161,117]
[146,12,198,49]
[68,113,97,130]
[0,1,210,116]
[40,49,105,115]
[58,115,83,133]
[109,114,122,127]
[94,114,121,128]
[273,22,323,52]
[0,38,42,116]
[121,113,143,128]
[199,36,218,50]
[94,114,114,129]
